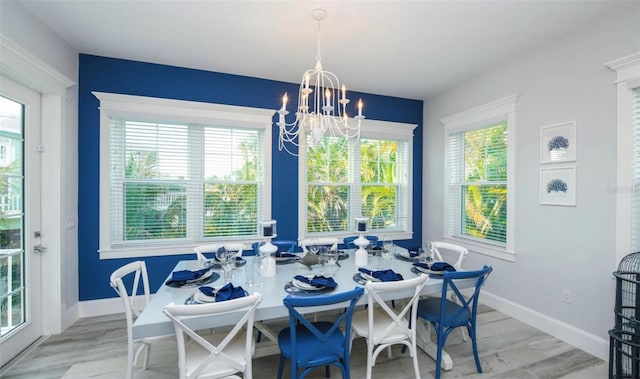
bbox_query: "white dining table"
[132,248,469,370]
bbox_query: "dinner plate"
[185,288,249,304]
[284,281,335,295]
[166,271,220,288]
[291,277,326,291]
[396,250,420,262]
[411,265,444,277]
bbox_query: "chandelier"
[276,8,365,156]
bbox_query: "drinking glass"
[222,253,235,283]
[380,238,394,267]
[324,250,339,276]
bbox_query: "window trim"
[93,92,275,259]
[297,118,417,241]
[441,94,519,261]
[606,52,640,267]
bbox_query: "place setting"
[284,274,338,295]
[411,261,457,278]
[352,267,404,285]
[184,282,248,304]
[165,267,219,288]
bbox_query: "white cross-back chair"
[351,274,429,379]
[430,241,468,270]
[298,237,340,254]
[110,260,173,379]
[194,243,246,261]
[163,293,263,379]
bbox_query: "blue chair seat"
[278,321,346,368]
[417,297,471,327]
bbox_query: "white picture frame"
[540,121,577,163]
[540,165,576,206]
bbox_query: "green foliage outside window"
[462,123,507,243]
[306,137,399,233]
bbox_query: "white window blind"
[110,119,264,245]
[448,122,508,244]
[94,92,274,258]
[300,120,413,238]
[632,87,640,251]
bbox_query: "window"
[299,119,415,239]
[442,94,518,261]
[94,92,274,258]
[607,52,640,265]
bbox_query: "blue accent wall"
[78,54,423,300]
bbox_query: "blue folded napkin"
[358,268,404,282]
[408,247,421,257]
[215,283,247,302]
[413,262,456,272]
[214,256,243,262]
[293,275,338,288]
[170,268,210,282]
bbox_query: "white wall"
[423,4,640,359]
[0,1,79,333]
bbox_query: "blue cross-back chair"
[277,287,365,379]
[416,265,493,379]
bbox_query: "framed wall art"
[540,165,576,206]
[540,121,577,163]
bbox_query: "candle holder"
[353,217,370,267]
[258,220,277,276]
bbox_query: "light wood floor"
[2,305,607,379]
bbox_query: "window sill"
[443,236,516,262]
[99,239,259,259]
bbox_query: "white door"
[0,76,42,368]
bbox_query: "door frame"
[0,36,76,344]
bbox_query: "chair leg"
[276,355,285,379]
[470,326,483,373]
[325,365,330,377]
[410,343,421,379]
[126,340,134,379]
[366,342,374,379]
[142,342,151,370]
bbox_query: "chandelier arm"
[275,8,362,156]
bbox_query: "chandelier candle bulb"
[358,99,363,116]
[281,93,288,111]
[342,85,346,100]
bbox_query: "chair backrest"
[194,243,246,260]
[251,240,296,255]
[283,287,364,368]
[440,265,493,328]
[431,241,469,270]
[163,293,263,379]
[109,261,151,341]
[298,237,340,253]
[364,274,429,345]
[343,235,379,249]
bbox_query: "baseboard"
[481,290,609,361]
[77,297,125,318]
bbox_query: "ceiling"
[15,0,637,100]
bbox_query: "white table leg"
[415,318,453,371]
[253,321,281,358]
